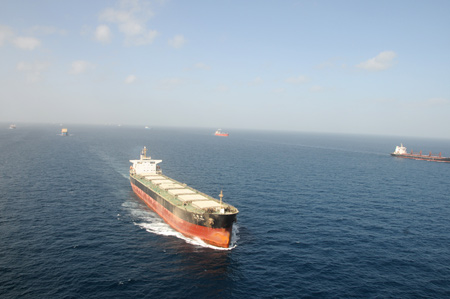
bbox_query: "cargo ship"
[61,128,68,136]
[129,147,238,248]
[215,129,229,137]
[391,144,450,162]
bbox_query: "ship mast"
[219,190,223,206]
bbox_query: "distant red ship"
[215,129,229,137]
[391,144,450,162]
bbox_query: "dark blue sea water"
[1,124,450,298]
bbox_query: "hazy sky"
[1,0,449,138]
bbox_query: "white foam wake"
[122,201,239,250]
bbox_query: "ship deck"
[131,173,238,215]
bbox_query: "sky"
[1,0,449,138]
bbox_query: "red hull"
[130,182,232,248]
[215,133,229,137]
[391,153,450,163]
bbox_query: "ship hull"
[130,177,236,248]
[391,153,450,162]
[215,133,229,137]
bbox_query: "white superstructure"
[393,144,407,155]
[129,147,162,175]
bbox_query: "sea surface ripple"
[1,124,450,298]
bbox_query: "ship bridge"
[130,147,162,175]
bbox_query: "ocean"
[1,124,450,298]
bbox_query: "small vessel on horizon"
[391,144,450,162]
[9,124,16,129]
[61,128,68,136]
[215,129,229,137]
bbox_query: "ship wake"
[122,200,239,250]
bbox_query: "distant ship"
[129,147,238,248]
[9,124,16,129]
[61,128,68,136]
[391,144,450,162]
[215,129,229,137]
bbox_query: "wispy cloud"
[1,25,51,50]
[216,84,229,93]
[133,30,158,45]
[285,75,307,84]
[0,25,14,46]
[184,62,210,71]
[95,25,112,43]
[12,36,41,50]
[423,97,449,106]
[125,74,136,84]
[16,61,49,82]
[357,51,397,71]
[310,85,324,92]
[373,98,396,104]
[194,62,210,70]
[249,77,263,86]
[273,88,285,93]
[99,0,158,46]
[69,60,93,75]
[157,78,184,90]
[168,34,186,48]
